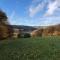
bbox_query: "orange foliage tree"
[0,10,11,39]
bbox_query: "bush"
[23,33,31,38]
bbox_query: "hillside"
[33,26,48,29]
[8,24,60,32]
[10,25,37,32]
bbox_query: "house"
[13,28,20,38]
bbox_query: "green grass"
[0,36,60,60]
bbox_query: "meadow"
[0,36,60,60]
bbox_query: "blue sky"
[0,0,60,26]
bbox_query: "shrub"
[23,33,31,38]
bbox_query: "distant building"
[13,28,20,38]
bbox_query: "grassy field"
[0,36,60,60]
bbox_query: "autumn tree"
[31,29,43,37]
[0,10,9,39]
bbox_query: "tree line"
[31,24,60,37]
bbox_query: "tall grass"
[0,36,60,60]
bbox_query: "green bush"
[23,33,31,38]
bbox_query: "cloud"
[29,0,46,17]
[28,0,46,17]
[9,11,19,25]
[28,0,60,17]
[29,3,44,17]
[9,11,15,20]
[45,0,60,16]
[45,1,57,16]
[28,0,54,17]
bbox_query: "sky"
[0,0,60,26]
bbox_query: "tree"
[0,10,9,39]
[24,33,31,38]
[31,29,43,37]
[0,10,9,25]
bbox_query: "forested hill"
[8,25,37,32]
[8,24,60,32]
